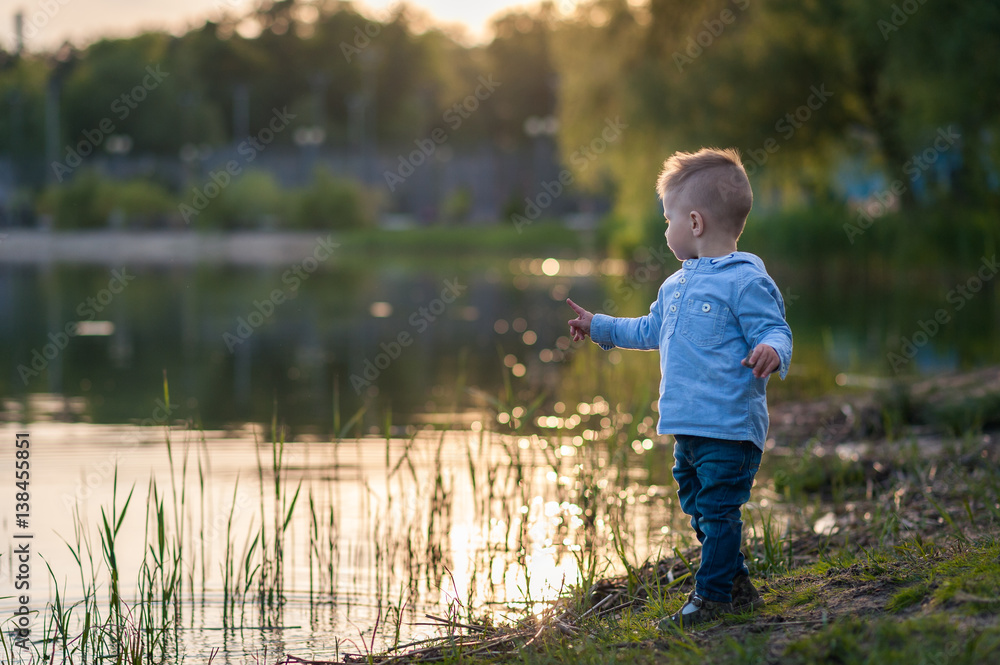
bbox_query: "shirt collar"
[682,252,751,271]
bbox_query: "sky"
[0,0,558,52]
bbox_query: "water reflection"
[0,416,683,661]
[2,259,615,430]
[4,256,998,435]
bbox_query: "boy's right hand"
[567,298,594,341]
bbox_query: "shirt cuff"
[590,314,615,351]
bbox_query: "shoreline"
[0,229,341,265]
[310,367,1000,664]
[0,222,586,265]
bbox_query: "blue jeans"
[672,434,761,603]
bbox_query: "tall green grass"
[8,348,850,663]
[3,378,316,663]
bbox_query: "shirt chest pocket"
[679,298,728,346]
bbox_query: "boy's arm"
[570,295,663,352]
[737,277,793,379]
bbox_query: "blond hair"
[655,148,753,233]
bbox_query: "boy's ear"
[690,210,704,237]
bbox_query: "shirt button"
[685,260,694,267]
[702,303,712,312]
[679,277,686,284]
[673,291,680,298]
[670,305,677,312]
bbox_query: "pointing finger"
[566,298,586,315]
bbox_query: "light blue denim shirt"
[590,251,792,450]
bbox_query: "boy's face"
[662,194,697,261]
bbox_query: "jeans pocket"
[680,298,728,346]
[747,444,762,478]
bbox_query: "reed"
[251,408,303,624]
[19,357,662,663]
[5,352,859,663]
[33,386,295,660]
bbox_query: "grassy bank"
[488,536,1000,665]
[290,536,1000,664]
[303,368,1000,665]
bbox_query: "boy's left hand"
[742,344,780,379]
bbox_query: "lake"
[1,240,997,662]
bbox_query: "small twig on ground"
[416,613,490,632]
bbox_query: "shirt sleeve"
[737,276,793,379]
[590,295,663,352]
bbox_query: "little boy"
[566,148,792,629]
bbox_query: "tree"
[550,0,1000,247]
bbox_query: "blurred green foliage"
[193,169,288,229]
[37,167,375,230]
[37,169,175,228]
[187,167,375,230]
[1,0,997,246]
[0,1,556,161]
[289,167,375,230]
[551,0,1000,249]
